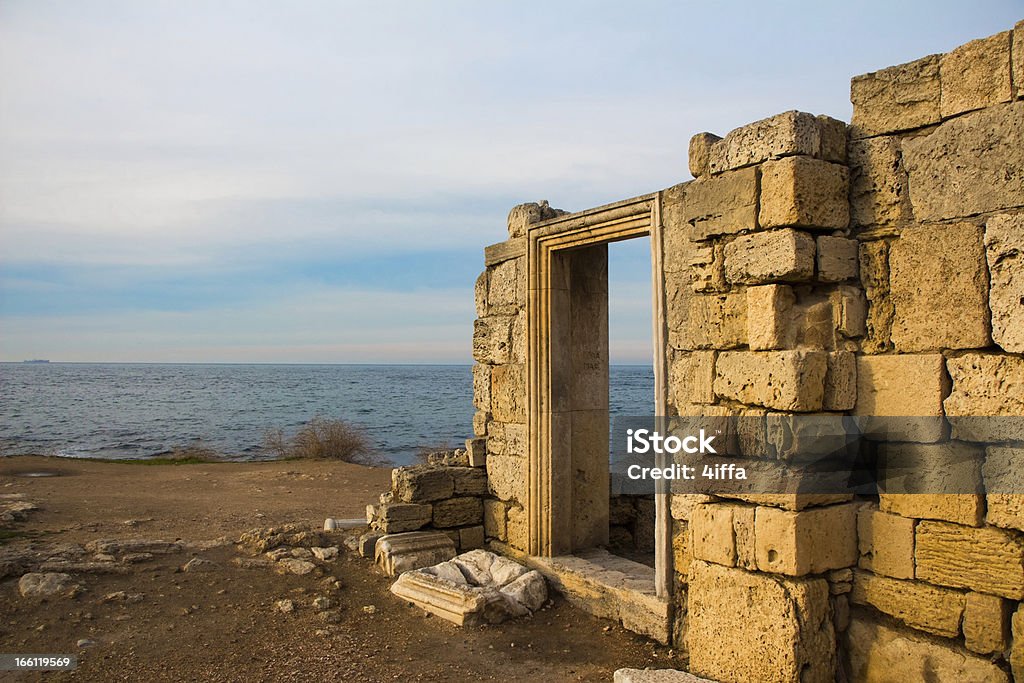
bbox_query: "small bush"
[263,416,376,464]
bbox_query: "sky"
[0,1,1020,364]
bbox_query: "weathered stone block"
[465,437,486,467]
[690,504,736,567]
[939,31,1013,118]
[472,363,490,411]
[375,531,456,577]
[450,467,488,496]
[505,504,528,551]
[916,520,1024,599]
[754,503,858,576]
[688,131,722,178]
[724,229,815,284]
[474,271,487,317]
[490,364,525,424]
[945,354,1024,443]
[458,526,485,551]
[759,157,849,231]
[706,110,846,174]
[1013,603,1024,681]
[853,354,950,443]
[714,350,827,412]
[857,507,915,580]
[507,202,543,238]
[432,497,483,528]
[1015,20,1024,99]
[816,236,858,282]
[373,503,433,534]
[984,213,1024,353]
[392,466,454,503]
[858,240,893,352]
[487,258,524,315]
[823,351,856,411]
[484,237,526,267]
[878,442,984,527]
[850,54,941,138]
[846,618,1009,683]
[831,286,867,339]
[687,242,727,293]
[471,411,488,437]
[902,101,1024,221]
[472,316,513,364]
[848,136,907,228]
[669,290,747,351]
[486,453,526,504]
[850,570,965,637]
[687,560,834,683]
[669,351,715,406]
[483,499,507,541]
[889,223,990,352]
[963,592,1010,655]
[746,284,794,351]
[984,447,1024,532]
[680,167,757,240]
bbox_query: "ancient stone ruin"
[372,20,1024,682]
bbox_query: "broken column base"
[374,531,456,576]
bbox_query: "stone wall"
[459,19,1024,683]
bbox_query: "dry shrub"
[263,416,376,464]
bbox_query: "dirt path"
[0,456,675,682]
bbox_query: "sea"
[0,363,654,467]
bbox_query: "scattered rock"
[500,571,548,612]
[319,610,343,624]
[277,559,317,576]
[19,572,79,598]
[310,546,339,562]
[319,577,343,592]
[362,605,377,614]
[181,558,218,573]
[76,638,96,649]
[102,591,144,604]
[274,599,295,614]
[312,597,331,611]
[232,557,273,570]
[265,547,292,561]
[290,547,314,560]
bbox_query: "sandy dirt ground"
[0,456,676,682]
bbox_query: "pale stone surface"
[690,504,736,567]
[963,592,1010,654]
[854,354,950,443]
[490,364,525,423]
[878,442,984,527]
[1016,21,1024,99]
[1013,604,1024,681]
[505,505,529,552]
[486,453,526,504]
[850,570,965,637]
[277,558,316,576]
[680,167,757,240]
[500,570,547,612]
[474,271,487,317]
[848,136,907,228]
[816,236,858,282]
[831,286,867,339]
[850,54,941,138]
[723,229,815,284]
[482,499,507,541]
[471,412,487,437]
[746,284,794,350]
[507,202,543,238]
[858,240,893,353]
[754,503,858,576]
[687,132,722,179]
[823,351,857,411]
[984,213,1024,353]
[392,465,454,503]
[464,437,486,467]
[371,502,433,534]
[714,350,827,412]
[915,520,1024,599]
[889,223,990,351]
[902,101,1024,221]
[759,157,849,230]
[19,572,77,598]
[472,316,513,364]
[939,31,1013,118]
[687,560,834,683]
[706,110,846,174]
[846,618,1009,683]
[669,290,747,351]
[668,351,715,405]
[484,236,526,267]
[432,497,483,528]
[984,447,1024,532]
[857,507,916,580]
[375,531,457,577]
[487,258,524,315]
[472,364,490,410]
[614,669,715,683]
[945,354,1024,443]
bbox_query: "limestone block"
[505,504,528,551]
[850,618,1009,683]
[484,237,526,266]
[889,223,990,352]
[724,229,815,284]
[1013,604,1024,681]
[449,467,488,496]
[764,413,855,462]
[432,497,483,528]
[706,110,846,174]
[490,364,525,423]
[471,364,490,411]
[963,592,1010,654]
[358,532,383,558]
[389,571,514,626]
[668,351,715,406]
[714,350,827,412]
[458,525,485,551]
[945,354,1024,443]
[688,243,727,293]
[687,560,834,683]
[939,31,1013,118]
[831,286,867,339]
[465,437,486,467]
[853,354,950,443]
[472,316,513,364]
[984,213,1024,353]
[823,351,857,411]
[680,166,757,240]
[669,290,747,351]
[816,236,858,282]
[754,503,858,576]
[375,531,456,577]
[688,132,722,178]
[848,136,907,228]
[858,240,893,352]
[915,520,1024,599]
[850,54,941,138]
[851,570,965,637]
[902,101,1024,221]
[857,507,916,580]
[746,284,794,351]
[474,271,487,317]
[483,499,507,541]
[486,454,526,504]
[18,572,77,598]
[669,493,716,522]
[471,411,488,437]
[759,157,849,231]
[373,503,433,534]
[732,505,757,571]
[392,465,454,503]
[690,504,736,567]
[510,309,526,363]
[984,447,1024,532]
[1016,20,1024,99]
[878,442,984,527]
[487,257,524,315]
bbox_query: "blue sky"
[1,1,1020,363]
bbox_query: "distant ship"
[22,359,50,364]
